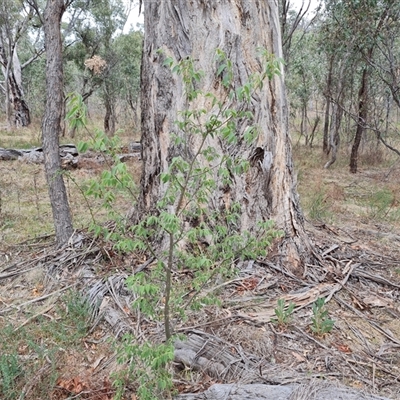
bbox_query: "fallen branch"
[174,381,391,400]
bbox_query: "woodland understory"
[1,140,400,399]
[3,0,400,399]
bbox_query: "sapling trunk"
[164,232,174,340]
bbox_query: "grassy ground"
[0,122,141,246]
[2,122,399,246]
[294,138,400,231]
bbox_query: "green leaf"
[77,141,89,153]
[163,56,174,68]
[217,63,226,76]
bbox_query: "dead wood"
[0,142,141,169]
[174,382,391,400]
[351,269,400,289]
[84,273,134,337]
[235,261,355,325]
[0,142,141,162]
[0,148,23,160]
[175,330,309,385]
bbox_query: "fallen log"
[173,331,392,400]
[175,384,293,400]
[0,148,23,160]
[175,382,391,400]
[0,142,141,167]
[0,144,78,164]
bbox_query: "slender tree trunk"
[10,47,30,127]
[323,56,334,155]
[323,98,330,154]
[301,102,308,145]
[136,0,315,273]
[127,93,139,129]
[308,115,320,148]
[104,97,116,135]
[103,80,116,135]
[385,91,391,137]
[324,102,342,169]
[350,66,369,174]
[43,0,73,247]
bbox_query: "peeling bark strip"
[174,332,391,400]
[138,1,314,270]
[174,330,313,387]
[7,69,31,127]
[0,19,31,127]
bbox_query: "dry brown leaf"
[57,376,88,394]
[362,295,392,308]
[291,351,306,362]
[335,344,352,353]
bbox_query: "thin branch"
[21,48,45,69]
[25,0,43,25]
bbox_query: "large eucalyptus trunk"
[137,0,314,271]
[42,0,73,247]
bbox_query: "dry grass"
[1,123,399,248]
[0,122,42,149]
[0,123,141,248]
[293,138,400,232]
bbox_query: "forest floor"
[1,127,400,399]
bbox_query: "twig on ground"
[14,303,56,331]
[0,283,76,314]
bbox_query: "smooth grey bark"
[42,0,73,247]
[0,2,32,127]
[137,0,315,272]
[322,55,334,155]
[6,52,31,127]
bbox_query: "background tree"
[279,0,316,67]
[108,29,142,131]
[285,28,322,146]
[63,0,137,135]
[314,0,398,172]
[280,0,400,171]
[0,0,38,128]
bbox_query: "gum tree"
[0,0,35,127]
[321,0,396,173]
[42,0,73,246]
[136,0,315,273]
